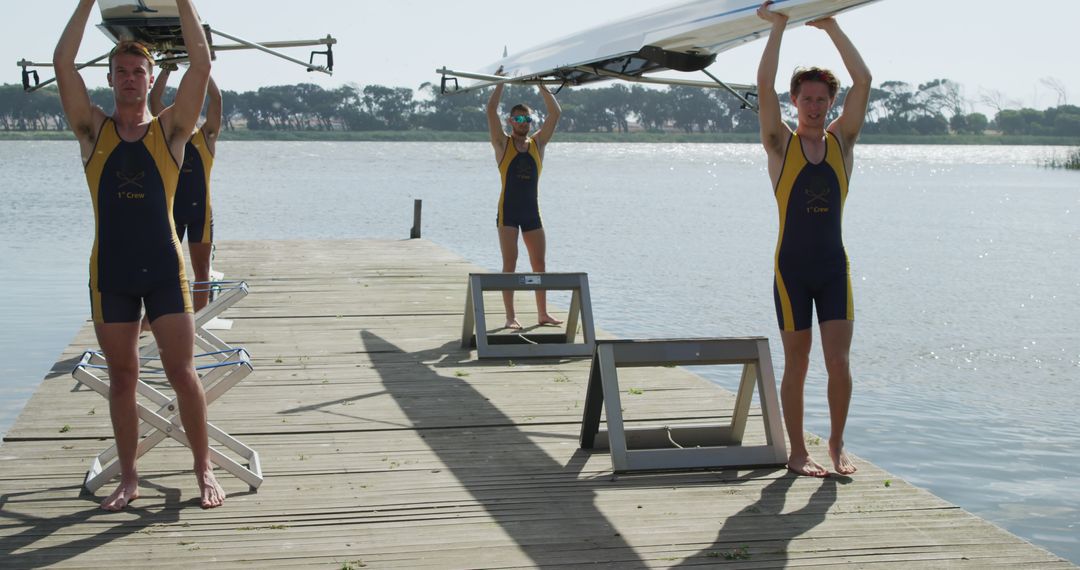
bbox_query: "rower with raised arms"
[486,73,564,330]
[53,0,224,510]
[755,0,872,478]
[149,65,222,314]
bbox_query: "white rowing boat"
[97,0,183,45]
[18,1,337,92]
[438,0,881,99]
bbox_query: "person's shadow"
[0,479,183,568]
[361,329,651,568]
[674,473,842,566]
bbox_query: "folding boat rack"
[579,337,787,473]
[461,272,596,359]
[71,279,262,492]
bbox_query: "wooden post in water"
[410,199,422,239]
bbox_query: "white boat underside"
[480,0,880,86]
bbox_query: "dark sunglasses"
[510,115,534,124]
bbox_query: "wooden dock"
[1,239,1071,568]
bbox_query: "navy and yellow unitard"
[85,117,192,324]
[772,131,853,332]
[496,136,543,231]
[174,128,214,243]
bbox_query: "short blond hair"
[109,41,154,73]
[790,67,839,98]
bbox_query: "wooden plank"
[0,239,1071,569]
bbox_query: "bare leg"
[94,321,143,511]
[188,242,213,313]
[521,228,562,325]
[779,328,828,477]
[497,226,522,329]
[820,319,856,475]
[151,312,225,508]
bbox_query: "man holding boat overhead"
[54,0,225,510]
[486,72,563,330]
[150,65,222,314]
[756,0,871,477]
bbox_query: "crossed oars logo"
[805,187,830,206]
[117,171,146,189]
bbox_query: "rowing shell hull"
[97,0,207,48]
[484,0,880,83]
[99,1,181,22]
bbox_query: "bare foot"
[504,318,523,330]
[787,454,829,478]
[829,443,857,475]
[101,479,140,511]
[197,467,226,509]
[538,314,563,326]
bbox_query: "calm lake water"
[0,140,1077,562]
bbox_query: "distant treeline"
[3,79,1079,137]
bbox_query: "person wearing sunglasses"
[756,0,872,478]
[53,0,225,510]
[485,73,563,330]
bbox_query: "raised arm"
[201,75,222,155]
[756,0,790,159]
[159,0,210,149]
[486,81,508,160]
[812,17,872,150]
[533,85,561,149]
[53,0,105,152]
[148,64,173,116]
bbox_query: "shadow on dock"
[0,481,182,567]
[361,330,839,566]
[674,475,838,565]
[362,329,651,567]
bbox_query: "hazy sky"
[5,1,1077,114]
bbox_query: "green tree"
[89,87,114,115]
[220,89,239,131]
[605,84,634,133]
[1044,105,1080,136]
[570,88,617,132]
[291,83,338,130]
[1023,108,1050,135]
[1053,113,1080,136]
[416,81,486,131]
[916,79,966,118]
[879,80,916,123]
[0,84,25,129]
[669,86,717,133]
[361,85,415,130]
[995,109,1026,135]
[629,85,672,131]
[335,84,381,131]
[966,113,989,134]
[864,86,891,124]
[951,112,988,135]
[912,114,948,135]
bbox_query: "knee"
[783,352,811,373]
[824,353,850,377]
[781,370,808,392]
[105,360,140,385]
[163,365,200,391]
[108,373,139,399]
